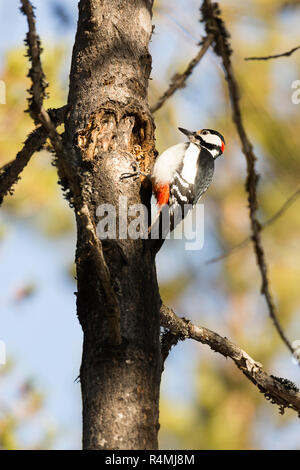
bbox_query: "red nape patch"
[221,141,225,153]
[154,184,170,206]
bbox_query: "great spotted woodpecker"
[120,126,225,249]
[150,127,225,236]
[151,127,225,206]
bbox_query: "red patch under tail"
[154,184,170,207]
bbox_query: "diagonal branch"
[150,34,213,114]
[20,0,121,345]
[206,187,300,264]
[160,304,300,416]
[201,0,296,358]
[0,126,47,205]
[245,45,300,61]
[0,106,66,205]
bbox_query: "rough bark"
[63,0,161,450]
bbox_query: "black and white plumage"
[168,143,215,210]
[150,127,225,240]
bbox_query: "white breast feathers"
[151,143,189,185]
[180,143,200,184]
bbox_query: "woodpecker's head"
[178,127,225,159]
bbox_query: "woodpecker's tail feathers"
[146,205,170,254]
[146,203,188,255]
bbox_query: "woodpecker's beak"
[178,127,195,138]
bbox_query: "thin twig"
[0,106,66,205]
[20,0,48,122]
[160,304,300,416]
[20,0,121,345]
[206,187,300,264]
[245,45,300,61]
[150,35,213,114]
[20,0,64,156]
[201,0,296,358]
[0,126,46,204]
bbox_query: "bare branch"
[206,187,300,264]
[0,106,66,205]
[245,45,300,61]
[0,126,46,204]
[160,304,300,417]
[150,35,213,114]
[20,0,48,122]
[201,0,296,358]
[20,0,65,159]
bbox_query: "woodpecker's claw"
[120,162,148,181]
[120,172,139,180]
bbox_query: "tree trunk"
[63,0,161,450]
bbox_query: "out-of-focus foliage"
[155,0,300,450]
[0,42,72,449]
[0,360,55,450]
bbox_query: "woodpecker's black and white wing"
[168,143,201,209]
[193,146,215,204]
[168,144,214,209]
[167,145,214,232]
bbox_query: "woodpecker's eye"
[201,130,210,136]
